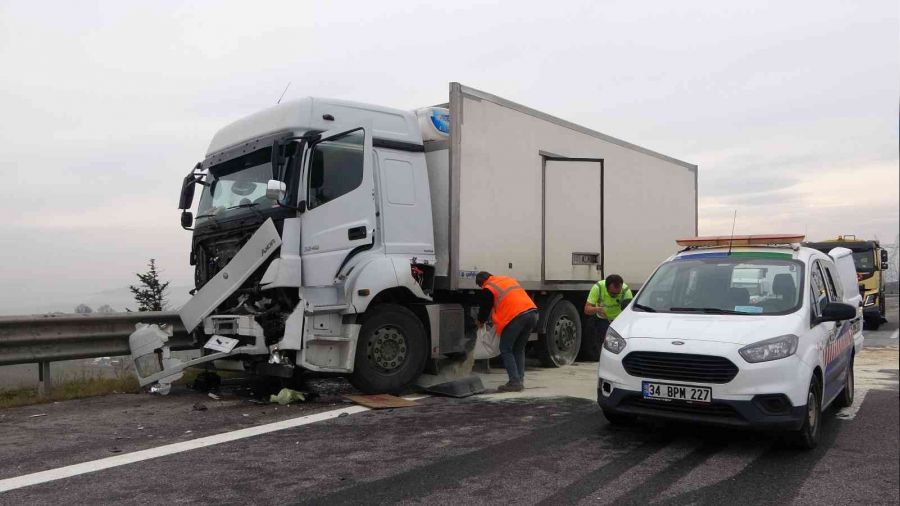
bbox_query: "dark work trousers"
[499,310,539,384]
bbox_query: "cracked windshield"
[197,147,278,220]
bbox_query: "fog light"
[602,381,612,394]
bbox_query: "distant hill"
[0,285,194,316]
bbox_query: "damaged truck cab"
[134,98,452,394]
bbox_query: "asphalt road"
[0,298,896,505]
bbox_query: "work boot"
[498,381,524,392]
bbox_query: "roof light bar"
[676,234,805,247]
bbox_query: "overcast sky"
[1,0,897,313]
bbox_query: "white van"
[597,235,861,449]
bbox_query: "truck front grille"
[622,351,738,384]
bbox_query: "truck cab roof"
[206,97,423,157]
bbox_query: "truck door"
[543,157,604,281]
[300,127,376,286]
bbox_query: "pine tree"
[129,259,170,312]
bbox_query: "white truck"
[129,83,698,394]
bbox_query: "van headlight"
[603,328,627,354]
[739,334,798,363]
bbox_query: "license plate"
[642,381,711,403]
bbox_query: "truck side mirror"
[881,250,889,263]
[180,210,193,229]
[179,173,197,210]
[266,180,286,202]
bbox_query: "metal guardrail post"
[38,361,51,396]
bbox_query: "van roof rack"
[676,234,805,249]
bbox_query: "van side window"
[810,263,829,315]
[307,129,365,210]
[822,264,842,302]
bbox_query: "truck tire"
[579,315,601,362]
[788,377,821,450]
[833,357,854,409]
[536,300,582,368]
[350,304,428,394]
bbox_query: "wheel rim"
[552,316,578,364]
[367,325,409,374]
[807,390,818,433]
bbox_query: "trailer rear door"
[544,157,603,281]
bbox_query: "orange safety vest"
[483,275,537,336]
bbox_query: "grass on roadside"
[0,373,141,409]
[0,365,239,409]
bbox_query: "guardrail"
[0,311,195,394]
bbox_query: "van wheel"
[536,300,582,368]
[350,304,427,394]
[788,377,821,450]
[833,358,854,409]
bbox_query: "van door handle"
[348,226,367,240]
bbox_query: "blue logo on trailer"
[430,109,450,134]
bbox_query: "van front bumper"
[597,384,806,431]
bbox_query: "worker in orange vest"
[475,271,539,392]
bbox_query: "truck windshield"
[635,255,804,315]
[197,148,278,220]
[851,250,875,273]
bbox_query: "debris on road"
[192,402,208,412]
[269,388,307,405]
[28,414,47,418]
[207,393,221,401]
[344,394,418,409]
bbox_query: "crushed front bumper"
[129,315,270,394]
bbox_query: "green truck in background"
[805,235,889,330]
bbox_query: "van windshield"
[635,254,805,315]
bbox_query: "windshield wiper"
[668,307,744,315]
[632,303,657,312]
[227,202,265,218]
[194,212,221,228]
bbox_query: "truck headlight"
[603,328,627,354]
[863,294,876,307]
[739,334,798,363]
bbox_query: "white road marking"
[890,330,898,340]
[835,388,868,420]
[0,395,428,493]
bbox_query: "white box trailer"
[136,83,697,395]
[427,83,697,289]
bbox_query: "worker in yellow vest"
[475,271,538,392]
[583,274,633,359]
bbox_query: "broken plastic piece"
[269,388,307,405]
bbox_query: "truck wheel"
[864,317,881,331]
[788,377,821,450]
[578,315,601,362]
[350,304,428,394]
[536,300,582,368]
[833,358,854,409]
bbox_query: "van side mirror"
[180,210,193,229]
[818,302,856,323]
[881,250,889,263]
[266,180,286,202]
